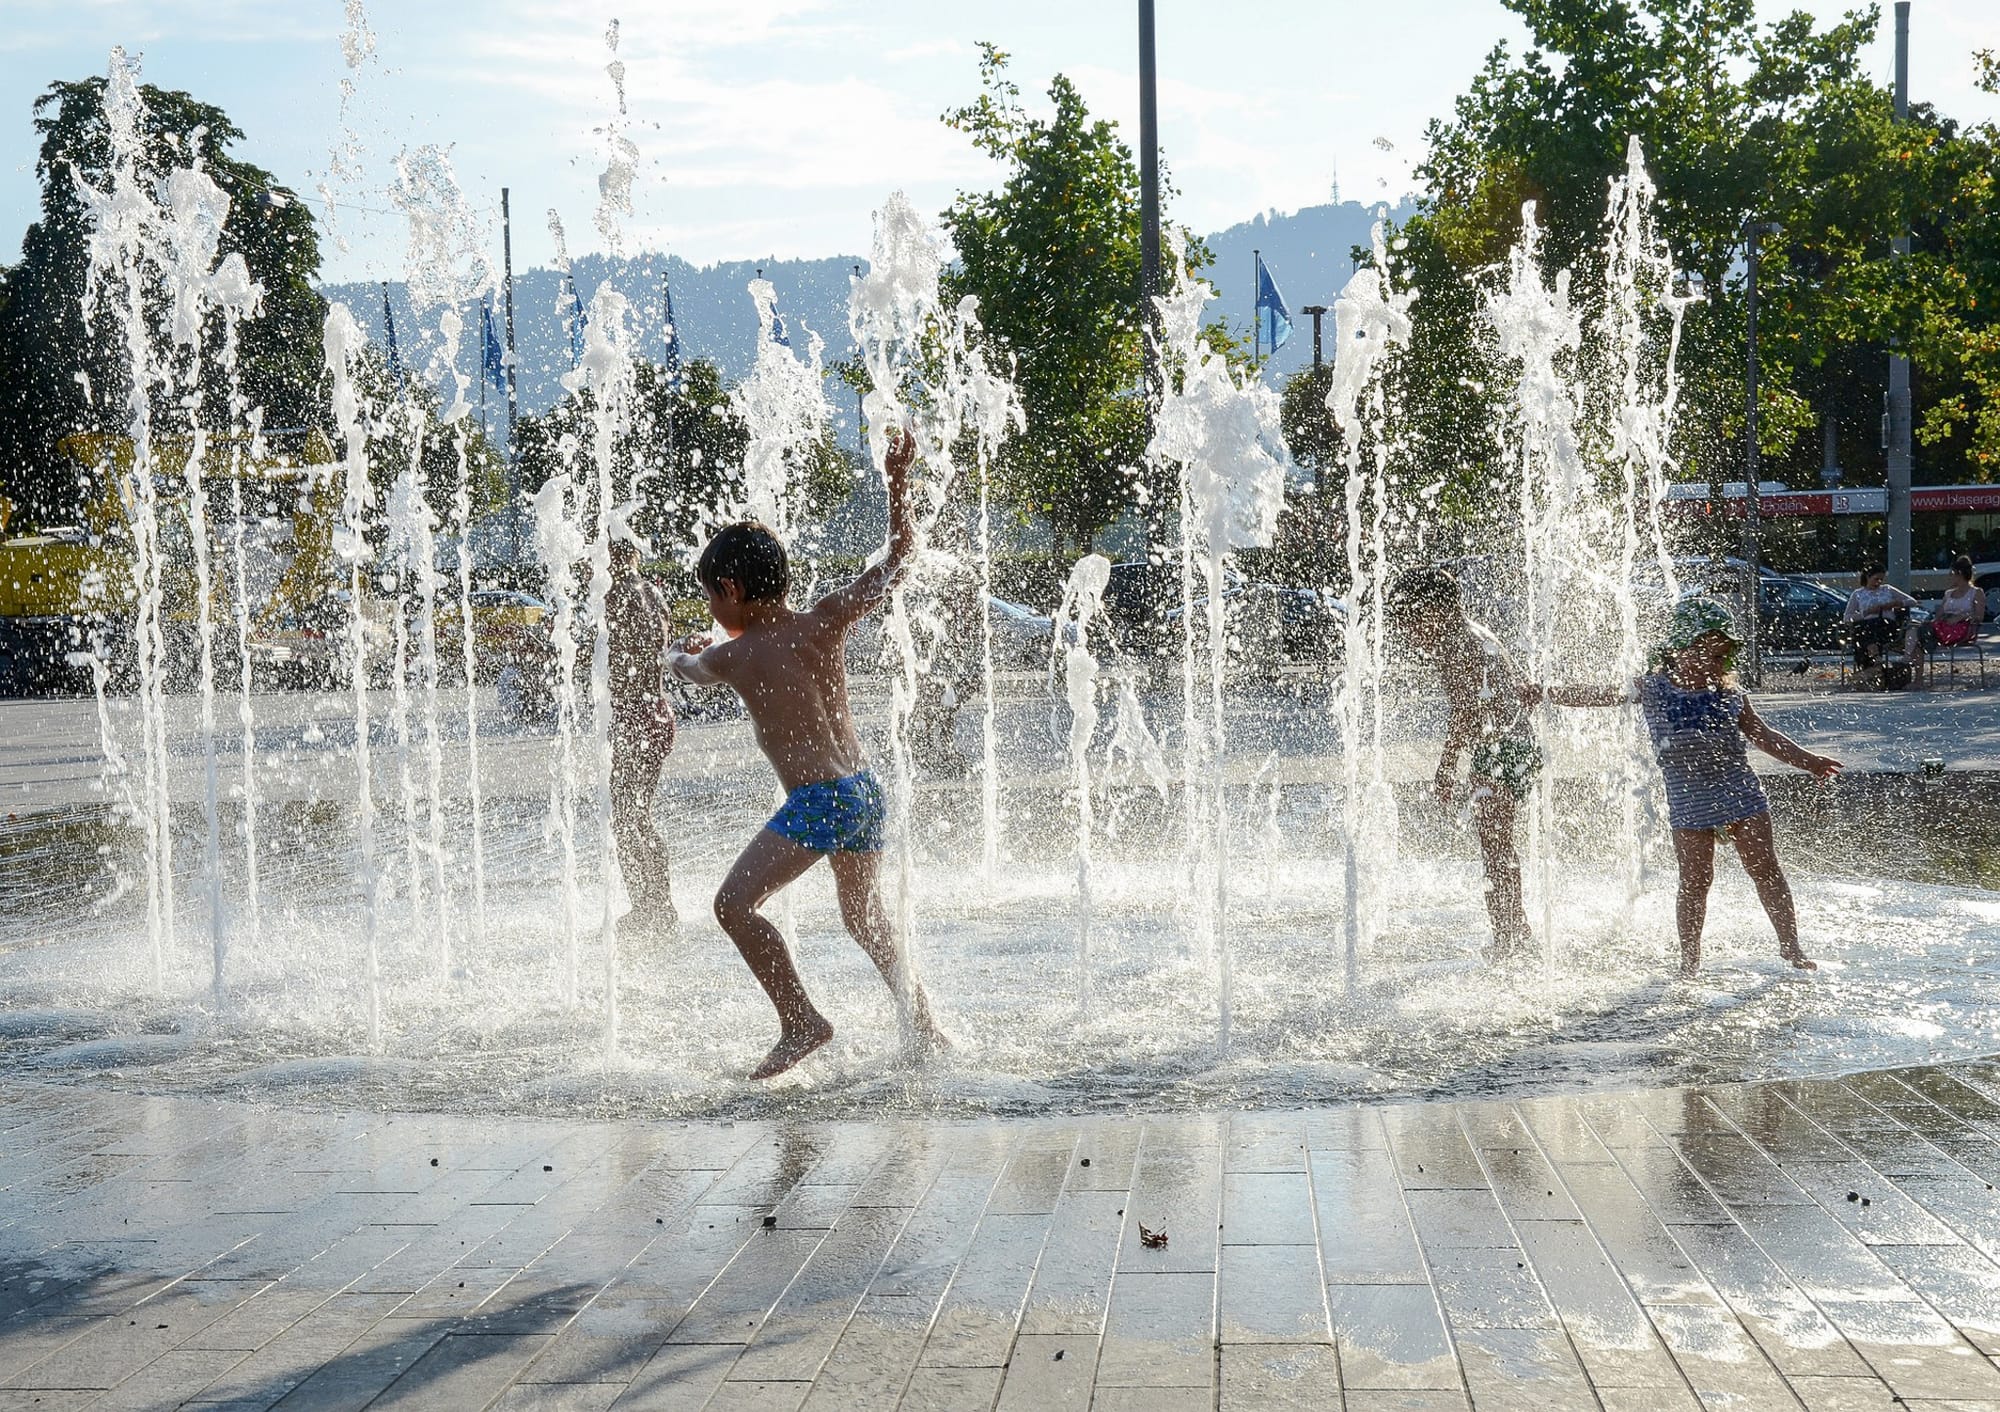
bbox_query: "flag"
[662,273,683,393]
[481,298,506,393]
[1255,254,1293,354]
[768,301,790,349]
[381,283,408,397]
[566,272,587,369]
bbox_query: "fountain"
[9,39,2000,1127]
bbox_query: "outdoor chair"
[1925,627,1988,687]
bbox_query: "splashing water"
[1053,553,1112,1011]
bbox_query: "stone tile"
[1383,1108,1485,1190]
[1819,1296,2000,1401]
[1403,1188,1513,1250]
[1067,1123,1143,1191]
[1872,1241,2000,1354]
[617,1339,744,1410]
[1645,1300,1804,1409]
[1218,1342,1341,1409]
[1222,1171,1316,1246]
[1477,1143,1580,1223]
[368,1332,554,1409]
[898,1364,1002,1411]
[667,1230,825,1346]
[1668,1216,1870,1377]
[1218,1244,1326,1344]
[795,1294,928,1410]
[514,1294,673,1385]
[1451,1325,1598,1411]
[91,1346,249,1411]
[1328,1283,1458,1390]
[1226,1114,1309,1173]
[1784,1373,1904,1410]
[986,1137,1076,1216]
[1312,1149,1427,1284]
[1018,1190,1124,1337]
[1510,1220,1680,1387]
[728,1205,908,1383]
[1088,1387,1212,1412]
[1428,1246,1556,1330]
[920,1212,1050,1368]
[1096,1271,1215,1388]
[993,1333,1095,1412]
[488,1383,625,1411]
[703,1377,809,1411]
[1117,1126,1221,1277]
[1341,1394,1470,1412]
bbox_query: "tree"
[514,356,853,569]
[1386,0,2000,524]
[942,44,1191,556]
[0,74,327,528]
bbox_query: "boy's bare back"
[669,431,917,790]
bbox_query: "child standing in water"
[1387,568,1539,959]
[666,429,946,1079]
[1526,599,1840,977]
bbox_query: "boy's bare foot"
[750,1018,834,1080]
[903,1022,953,1066]
[1779,944,1818,972]
[1677,958,1700,980]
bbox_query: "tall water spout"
[1324,222,1414,988]
[1054,553,1111,1012]
[1148,231,1288,1047]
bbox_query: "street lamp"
[1300,305,1329,369]
[1742,219,1780,688]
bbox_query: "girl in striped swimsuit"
[1527,600,1841,977]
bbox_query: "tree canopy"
[0,75,328,528]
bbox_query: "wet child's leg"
[714,829,830,1078]
[1728,812,1816,970]
[1470,785,1531,956]
[1671,827,1716,976]
[828,850,946,1054]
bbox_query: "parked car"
[1165,583,1346,675]
[248,593,377,690]
[1101,559,1244,660]
[435,589,552,680]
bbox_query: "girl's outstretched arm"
[1520,680,1633,708]
[1739,698,1841,779]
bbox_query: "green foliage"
[0,75,328,528]
[1389,0,2000,518]
[344,342,507,534]
[941,44,1202,554]
[514,356,854,562]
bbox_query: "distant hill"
[317,196,1424,415]
[1198,197,1421,381]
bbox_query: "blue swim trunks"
[767,769,886,854]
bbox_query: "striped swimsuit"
[1636,673,1768,831]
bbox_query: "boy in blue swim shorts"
[667,429,946,1079]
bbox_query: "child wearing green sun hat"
[1525,598,1841,977]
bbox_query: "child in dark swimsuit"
[1526,599,1841,977]
[667,430,946,1078]
[1388,567,1539,959]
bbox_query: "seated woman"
[1842,564,1921,688]
[1927,555,1988,652]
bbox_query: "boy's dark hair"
[697,521,789,601]
[1385,566,1463,618]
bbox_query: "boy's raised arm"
[817,427,918,626]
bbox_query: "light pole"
[851,263,865,459]
[1301,305,1329,369]
[1742,220,1780,688]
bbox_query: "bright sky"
[3,0,1995,283]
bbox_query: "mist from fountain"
[1053,553,1112,1011]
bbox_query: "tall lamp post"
[1742,219,1780,688]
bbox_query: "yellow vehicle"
[434,588,552,682]
[0,429,339,694]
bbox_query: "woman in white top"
[1842,564,1920,685]
[1928,556,1988,650]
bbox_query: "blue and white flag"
[481,297,507,393]
[1255,254,1293,354]
[566,273,587,369]
[768,301,790,349]
[381,283,408,397]
[662,275,683,393]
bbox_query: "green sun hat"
[1659,597,1743,657]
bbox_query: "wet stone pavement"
[10,1066,2000,1408]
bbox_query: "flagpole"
[501,187,520,565]
[663,265,676,544]
[1252,249,1260,364]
